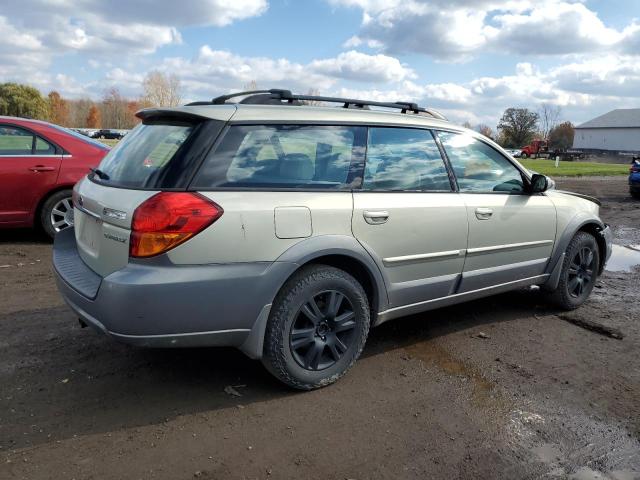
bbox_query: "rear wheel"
[262,265,370,390]
[40,189,74,239]
[631,189,640,200]
[550,231,600,310]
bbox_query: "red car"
[0,116,109,238]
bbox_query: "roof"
[138,104,455,130]
[0,115,53,126]
[576,109,640,129]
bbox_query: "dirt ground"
[1,176,639,480]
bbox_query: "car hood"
[553,190,601,206]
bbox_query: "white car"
[53,89,613,389]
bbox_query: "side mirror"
[529,173,549,193]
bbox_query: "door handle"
[475,207,493,220]
[29,165,56,172]
[363,210,389,225]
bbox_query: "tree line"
[0,71,182,129]
[465,104,575,150]
[1,74,574,148]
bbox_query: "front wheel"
[40,189,74,239]
[550,231,600,310]
[262,265,370,390]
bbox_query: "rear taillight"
[130,192,223,258]
[631,166,640,173]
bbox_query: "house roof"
[576,108,640,129]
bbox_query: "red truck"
[520,139,583,161]
[520,139,549,158]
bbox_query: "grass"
[519,158,629,177]
[98,139,120,147]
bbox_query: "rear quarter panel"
[166,191,354,264]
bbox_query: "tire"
[262,265,370,390]
[631,189,640,200]
[521,152,528,158]
[40,189,74,239]
[550,231,600,310]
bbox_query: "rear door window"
[0,125,36,155]
[192,125,366,189]
[363,128,451,191]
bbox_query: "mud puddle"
[606,245,640,273]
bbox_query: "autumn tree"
[141,71,182,108]
[86,105,101,128]
[243,80,259,90]
[300,88,325,106]
[497,108,539,148]
[100,87,132,128]
[0,83,49,119]
[548,121,575,150]
[476,124,494,139]
[48,91,70,126]
[68,98,93,127]
[538,103,561,140]
[127,100,142,127]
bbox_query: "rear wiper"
[90,168,110,180]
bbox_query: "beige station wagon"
[53,89,612,389]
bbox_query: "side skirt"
[375,273,549,326]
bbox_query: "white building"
[573,108,640,153]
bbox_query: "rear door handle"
[29,165,56,172]
[475,207,493,220]
[363,210,389,225]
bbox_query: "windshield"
[93,122,196,188]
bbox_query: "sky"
[1,0,639,127]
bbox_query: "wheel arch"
[239,235,389,360]
[275,235,389,317]
[577,222,607,275]
[544,216,607,291]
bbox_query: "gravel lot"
[1,176,639,480]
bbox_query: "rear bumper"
[53,228,294,349]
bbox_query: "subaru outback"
[53,89,612,389]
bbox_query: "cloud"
[151,47,414,99]
[309,50,415,82]
[328,0,639,61]
[0,0,267,77]
[319,55,640,127]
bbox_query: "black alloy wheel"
[289,290,357,371]
[567,245,596,298]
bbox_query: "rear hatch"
[73,107,232,277]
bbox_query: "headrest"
[279,153,314,180]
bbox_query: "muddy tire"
[262,265,370,390]
[550,231,600,310]
[40,189,74,239]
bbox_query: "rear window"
[48,124,109,150]
[191,125,366,189]
[93,121,198,188]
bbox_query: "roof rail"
[186,89,447,120]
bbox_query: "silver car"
[53,89,612,389]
